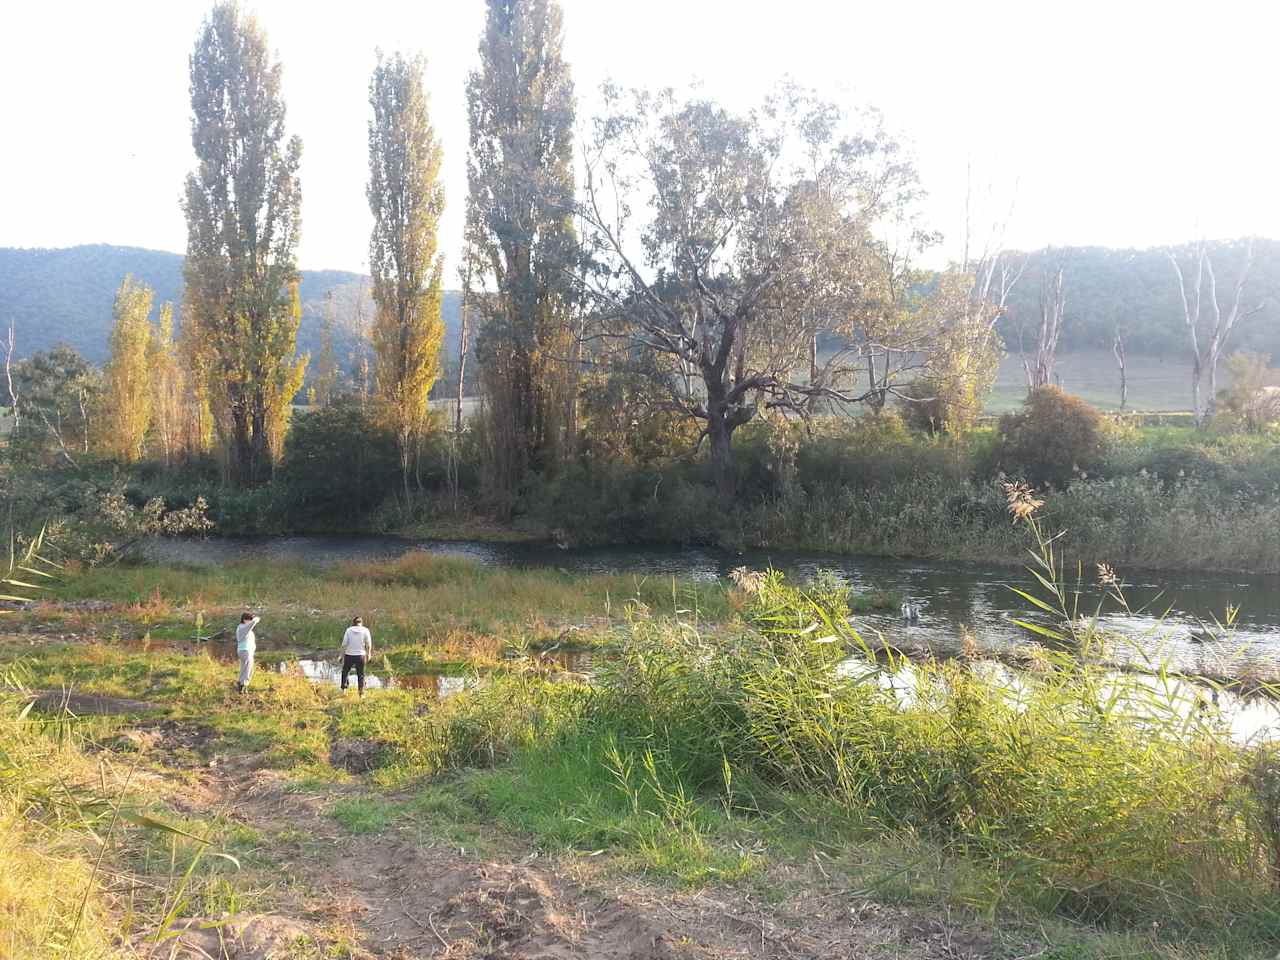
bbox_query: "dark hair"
[352,616,362,625]
[240,612,254,623]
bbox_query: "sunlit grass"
[45,553,741,649]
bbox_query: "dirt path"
[136,746,1007,960]
[7,680,1009,959]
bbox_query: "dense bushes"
[18,381,1280,573]
[277,401,400,526]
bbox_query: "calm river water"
[144,534,1280,682]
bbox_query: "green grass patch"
[330,797,401,834]
[450,744,762,887]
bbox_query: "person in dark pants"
[340,615,372,696]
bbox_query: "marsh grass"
[11,516,1280,955]
[386,514,1280,945]
[45,553,740,655]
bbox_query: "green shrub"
[277,400,399,526]
[997,387,1105,487]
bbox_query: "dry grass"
[0,725,121,960]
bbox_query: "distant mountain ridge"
[5,240,1278,373]
[0,244,463,364]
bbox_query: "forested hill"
[0,244,463,363]
[995,239,1280,357]
[5,240,1278,367]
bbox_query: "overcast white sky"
[2,0,1276,275]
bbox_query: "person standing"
[340,616,372,696]
[235,611,260,694]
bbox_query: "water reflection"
[391,671,467,697]
[120,635,248,662]
[287,658,389,691]
[283,658,467,697]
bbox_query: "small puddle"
[284,658,468,697]
[119,635,280,662]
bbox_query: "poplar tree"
[177,314,216,455]
[465,0,579,497]
[310,292,341,407]
[367,51,446,500]
[148,302,181,465]
[104,276,155,461]
[181,1,306,485]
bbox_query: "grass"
[330,797,400,834]
[43,552,747,651]
[0,684,264,958]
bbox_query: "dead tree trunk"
[1168,241,1257,427]
[1112,325,1128,411]
[1023,264,1066,390]
[4,324,19,438]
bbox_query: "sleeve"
[252,616,261,627]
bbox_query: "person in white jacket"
[340,616,372,696]
[235,612,260,694]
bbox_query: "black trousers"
[341,654,366,691]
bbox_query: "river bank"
[3,560,1278,959]
[49,413,1280,578]
[6,500,1280,957]
[128,533,1280,686]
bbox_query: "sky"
[2,0,1277,276]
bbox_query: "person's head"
[352,616,363,627]
[240,612,254,623]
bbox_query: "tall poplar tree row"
[465,0,579,499]
[103,276,155,462]
[148,303,182,465]
[367,52,446,500]
[181,2,306,486]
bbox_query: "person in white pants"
[236,612,260,694]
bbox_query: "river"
[143,534,1280,682]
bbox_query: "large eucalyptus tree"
[578,86,926,501]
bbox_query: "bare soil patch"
[151,764,1012,960]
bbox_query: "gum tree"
[578,86,923,501]
[1168,239,1259,425]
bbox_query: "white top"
[236,616,260,652]
[341,625,372,657]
